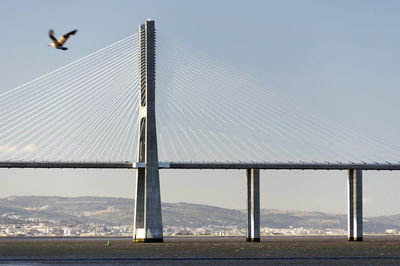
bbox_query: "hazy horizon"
[2,194,399,218]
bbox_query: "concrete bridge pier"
[133,20,163,243]
[246,168,260,242]
[347,169,363,241]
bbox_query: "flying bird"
[48,29,78,50]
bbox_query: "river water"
[0,235,399,265]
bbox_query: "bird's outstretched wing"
[58,29,78,45]
[48,29,58,43]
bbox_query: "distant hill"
[0,196,399,233]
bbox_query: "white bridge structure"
[1,20,400,242]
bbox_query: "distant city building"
[385,229,398,234]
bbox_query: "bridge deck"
[167,162,400,171]
[0,161,399,170]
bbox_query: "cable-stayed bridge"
[1,20,400,242]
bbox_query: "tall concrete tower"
[133,19,163,242]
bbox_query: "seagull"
[48,29,78,50]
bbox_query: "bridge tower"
[133,19,163,242]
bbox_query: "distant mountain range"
[0,196,399,233]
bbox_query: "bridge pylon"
[133,20,163,242]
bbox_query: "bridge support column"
[347,169,363,241]
[246,168,260,242]
[133,20,163,242]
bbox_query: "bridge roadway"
[0,161,400,170]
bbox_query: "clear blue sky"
[1,0,399,216]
